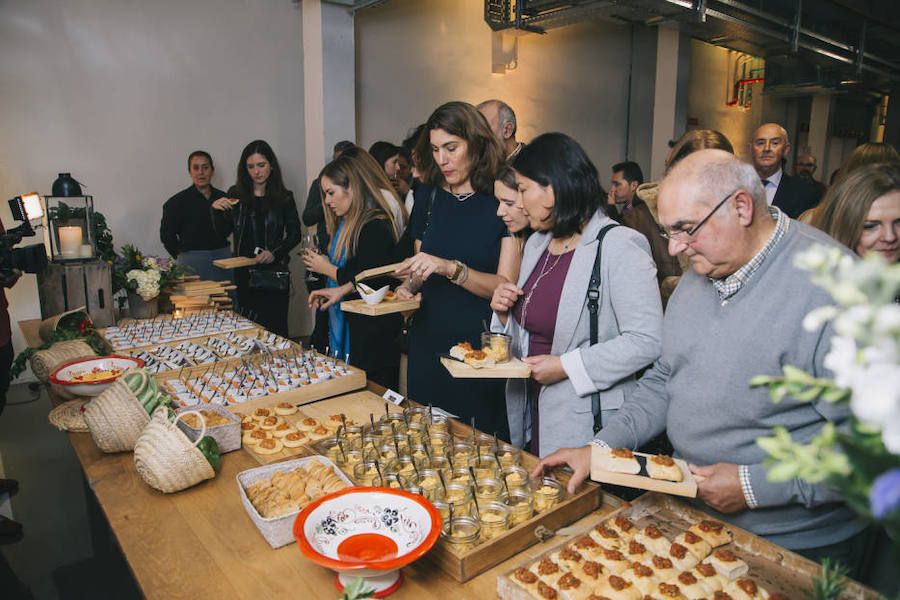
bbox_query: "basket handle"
[122,368,148,396]
[155,407,208,450]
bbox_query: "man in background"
[478,99,525,162]
[608,161,681,283]
[750,123,821,218]
[794,152,828,198]
[0,217,22,542]
[160,151,231,281]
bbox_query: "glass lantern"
[45,195,97,262]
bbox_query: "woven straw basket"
[134,407,215,494]
[82,370,151,453]
[31,340,96,383]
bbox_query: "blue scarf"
[327,220,350,359]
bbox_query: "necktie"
[762,179,771,186]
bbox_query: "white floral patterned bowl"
[294,486,441,597]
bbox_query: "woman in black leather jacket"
[212,139,301,337]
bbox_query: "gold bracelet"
[447,260,464,282]
[455,263,469,286]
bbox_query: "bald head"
[750,123,791,178]
[477,99,518,153]
[658,150,774,279]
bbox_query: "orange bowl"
[294,487,441,596]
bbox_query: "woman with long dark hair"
[490,132,663,456]
[395,101,519,439]
[212,140,301,336]
[303,147,405,388]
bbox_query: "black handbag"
[249,266,290,292]
[588,223,618,434]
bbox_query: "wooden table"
[61,382,619,599]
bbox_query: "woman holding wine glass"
[212,140,300,337]
[303,147,405,388]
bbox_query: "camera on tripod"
[2,193,48,275]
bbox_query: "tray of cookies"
[497,492,881,600]
[237,455,352,548]
[590,445,698,498]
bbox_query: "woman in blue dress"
[396,101,519,440]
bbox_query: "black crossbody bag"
[588,224,618,433]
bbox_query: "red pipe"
[726,77,765,106]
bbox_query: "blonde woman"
[812,162,900,263]
[303,147,405,388]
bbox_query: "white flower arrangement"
[126,267,161,301]
[753,245,900,537]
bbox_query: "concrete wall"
[686,40,784,162]
[355,0,656,182]
[0,0,310,358]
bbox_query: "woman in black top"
[212,140,301,337]
[303,147,404,389]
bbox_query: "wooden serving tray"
[154,350,366,417]
[237,390,403,465]
[496,492,881,600]
[405,400,603,583]
[340,297,420,316]
[440,356,531,379]
[213,256,258,269]
[590,445,698,498]
[353,262,404,282]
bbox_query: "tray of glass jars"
[496,492,882,600]
[123,329,296,374]
[302,392,604,583]
[98,310,256,351]
[154,347,366,415]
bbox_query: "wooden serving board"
[237,391,404,465]
[213,256,258,269]
[590,445,698,498]
[440,356,531,379]
[340,297,420,316]
[353,262,404,282]
[496,492,881,600]
[399,398,604,583]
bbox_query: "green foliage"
[340,578,375,600]
[10,315,107,380]
[55,201,116,265]
[749,365,851,405]
[805,558,849,600]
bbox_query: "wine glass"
[301,232,320,283]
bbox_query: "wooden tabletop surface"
[63,381,620,600]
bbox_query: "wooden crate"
[496,492,882,600]
[153,351,367,416]
[409,399,604,583]
[37,260,115,328]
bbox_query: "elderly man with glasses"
[535,149,872,579]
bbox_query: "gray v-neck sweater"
[597,221,865,550]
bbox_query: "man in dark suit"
[750,123,822,219]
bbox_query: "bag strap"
[423,186,437,239]
[589,223,619,433]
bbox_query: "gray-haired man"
[536,149,871,578]
[478,99,525,162]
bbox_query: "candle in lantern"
[59,226,82,258]
[79,244,94,258]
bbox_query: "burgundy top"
[512,247,575,454]
[513,247,575,355]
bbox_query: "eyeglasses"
[658,190,737,241]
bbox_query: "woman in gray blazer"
[491,133,663,457]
